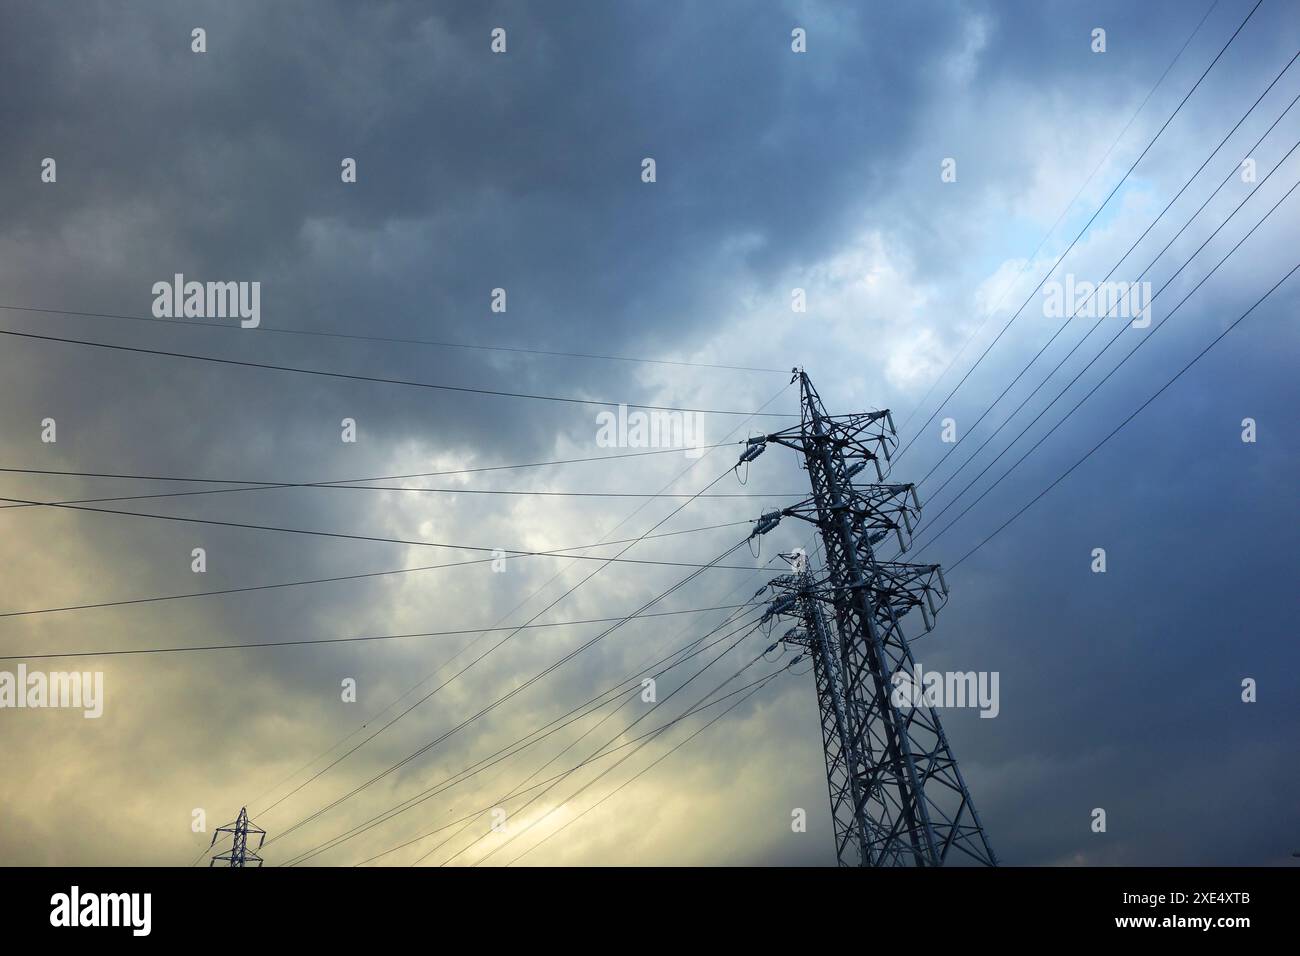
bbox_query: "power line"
[0,439,750,498]
[202,600,767,865]
[908,50,1300,501]
[340,667,788,868]
[912,108,1300,537]
[0,491,768,571]
[233,383,795,830]
[439,603,773,865]
[945,257,1300,572]
[0,482,803,509]
[188,607,766,868]
[0,326,796,418]
[275,610,771,865]
[892,0,1265,464]
[0,602,768,661]
[506,669,780,866]
[409,577,777,865]
[459,615,776,866]
[262,530,750,836]
[914,156,1300,556]
[0,519,754,620]
[893,0,1222,435]
[252,451,767,828]
[0,302,787,374]
[276,538,811,868]
[344,634,782,868]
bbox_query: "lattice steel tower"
[209,807,267,868]
[742,370,996,867]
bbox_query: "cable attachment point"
[763,593,797,621]
[750,509,783,539]
[737,437,767,466]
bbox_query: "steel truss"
[210,807,267,868]
[748,370,996,867]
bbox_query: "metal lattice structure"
[744,370,996,867]
[209,807,266,868]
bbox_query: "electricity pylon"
[209,807,267,868]
[743,369,996,867]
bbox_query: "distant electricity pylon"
[742,370,996,867]
[209,807,267,868]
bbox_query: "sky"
[0,0,1297,867]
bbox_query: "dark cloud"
[0,0,1295,866]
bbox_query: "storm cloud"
[0,0,1296,866]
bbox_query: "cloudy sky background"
[0,0,1297,866]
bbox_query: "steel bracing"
[747,370,996,867]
